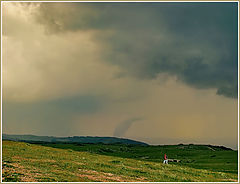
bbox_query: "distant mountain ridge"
[2,134,148,146]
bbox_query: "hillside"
[2,134,148,145]
[2,140,238,182]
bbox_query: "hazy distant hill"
[2,134,148,145]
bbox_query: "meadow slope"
[2,140,238,182]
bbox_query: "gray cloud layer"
[34,2,238,98]
[3,95,104,135]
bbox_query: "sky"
[2,2,238,149]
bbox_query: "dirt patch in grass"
[2,162,38,182]
[2,161,55,182]
[76,172,127,182]
[219,178,238,182]
[77,169,147,182]
[30,158,57,163]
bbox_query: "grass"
[2,140,238,182]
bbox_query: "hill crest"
[2,134,148,146]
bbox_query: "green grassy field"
[2,140,238,182]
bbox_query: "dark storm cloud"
[3,95,104,135]
[2,2,238,149]
[33,2,238,98]
[114,118,142,137]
